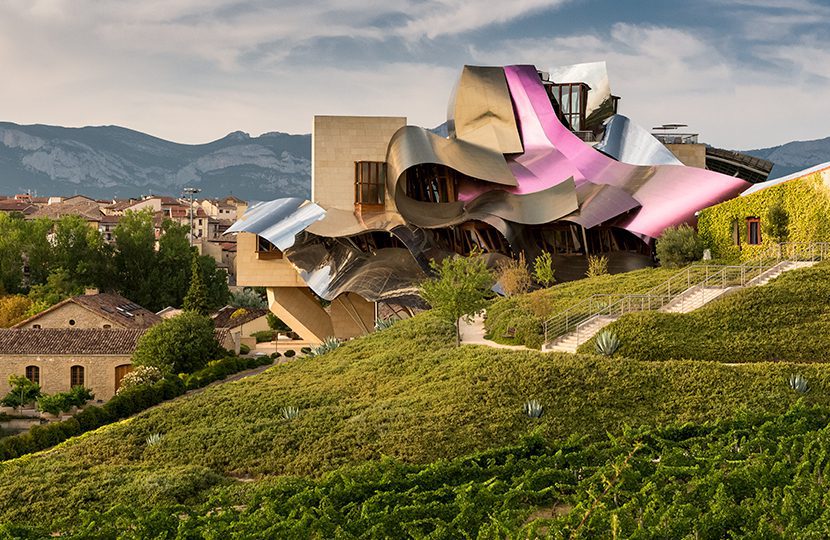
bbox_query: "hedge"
[0,356,272,461]
[184,355,272,391]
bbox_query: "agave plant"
[146,433,164,446]
[524,399,543,419]
[788,374,809,394]
[595,330,621,357]
[281,406,300,420]
[374,317,396,331]
[309,336,340,357]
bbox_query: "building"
[228,62,771,344]
[698,163,830,261]
[212,306,271,351]
[12,291,161,330]
[0,329,143,401]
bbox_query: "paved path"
[458,313,531,351]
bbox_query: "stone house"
[13,292,161,330]
[0,329,143,401]
[212,306,270,351]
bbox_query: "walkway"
[458,313,531,351]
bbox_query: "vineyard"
[3,403,830,537]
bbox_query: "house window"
[25,366,40,385]
[32,324,41,329]
[256,236,283,259]
[355,161,386,207]
[103,324,111,329]
[747,217,761,245]
[70,366,84,388]
[69,319,76,326]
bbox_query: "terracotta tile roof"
[0,200,35,213]
[12,293,161,329]
[0,329,145,355]
[212,306,269,329]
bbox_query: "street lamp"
[183,187,201,243]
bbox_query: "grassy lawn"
[485,267,677,348]
[580,261,830,361]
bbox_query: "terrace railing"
[543,242,830,347]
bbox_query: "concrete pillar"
[266,287,334,344]
[330,293,376,339]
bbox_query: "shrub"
[655,224,704,268]
[374,317,396,331]
[271,352,282,360]
[524,399,543,418]
[284,350,296,358]
[532,251,555,287]
[183,356,272,391]
[1,376,41,408]
[309,337,340,357]
[281,406,300,420]
[301,347,312,355]
[229,288,267,309]
[789,374,809,393]
[586,255,609,278]
[36,387,92,416]
[252,330,277,343]
[116,366,164,395]
[132,312,221,374]
[239,344,251,355]
[496,252,532,296]
[764,199,790,243]
[594,330,621,357]
[0,295,32,328]
[267,312,290,332]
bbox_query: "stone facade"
[312,115,406,211]
[666,143,707,169]
[0,354,132,402]
[16,303,118,330]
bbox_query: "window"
[256,235,283,259]
[70,366,84,388]
[32,324,41,329]
[549,82,590,131]
[68,319,76,326]
[405,164,460,203]
[747,217,761,245]
[355,161,386,207]
[25,366,40,385]
[103,324,111,329]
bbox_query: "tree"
[183,255,210,315]
[156,220,194,309]
[113,209,159,309]
[195,255,230,311]
[229,288,267,308]
[763,200,790,244]
[496,252,531,296]
[533,251,556,287]
[28,269,84,307]
[52,215,111,291]
[419,252,495,346]
[131,312,219,374]
[0,295,32,328]
[655,224,704,268]
[0,213,25,294]
[586,255,609,277]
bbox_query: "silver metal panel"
[595,115,683,166]
[224,198,326,250]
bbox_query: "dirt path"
[458,313,531,351]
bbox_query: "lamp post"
[183,187,201,244]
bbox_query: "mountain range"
[0,121,827,201]
[0,122,311,201]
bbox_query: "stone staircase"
[542,244,827,354]
[545,316,615,353]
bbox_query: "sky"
[1,0,828,150]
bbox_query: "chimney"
[84,288,99,296]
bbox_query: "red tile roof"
[12,293,161,329]
[0,329,145,355]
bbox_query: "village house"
[0,328,144,401]
[212,306,270,351]
[12,291,161,330]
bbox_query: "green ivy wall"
[697,170,830,261]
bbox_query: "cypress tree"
[183,255,210,315]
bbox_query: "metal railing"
[543,242,830,347]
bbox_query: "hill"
[580,262,830,361]
[2,305,830,532]
[0,122,311,200]
[745,135,830,179]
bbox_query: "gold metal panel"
[448,66,524,154]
